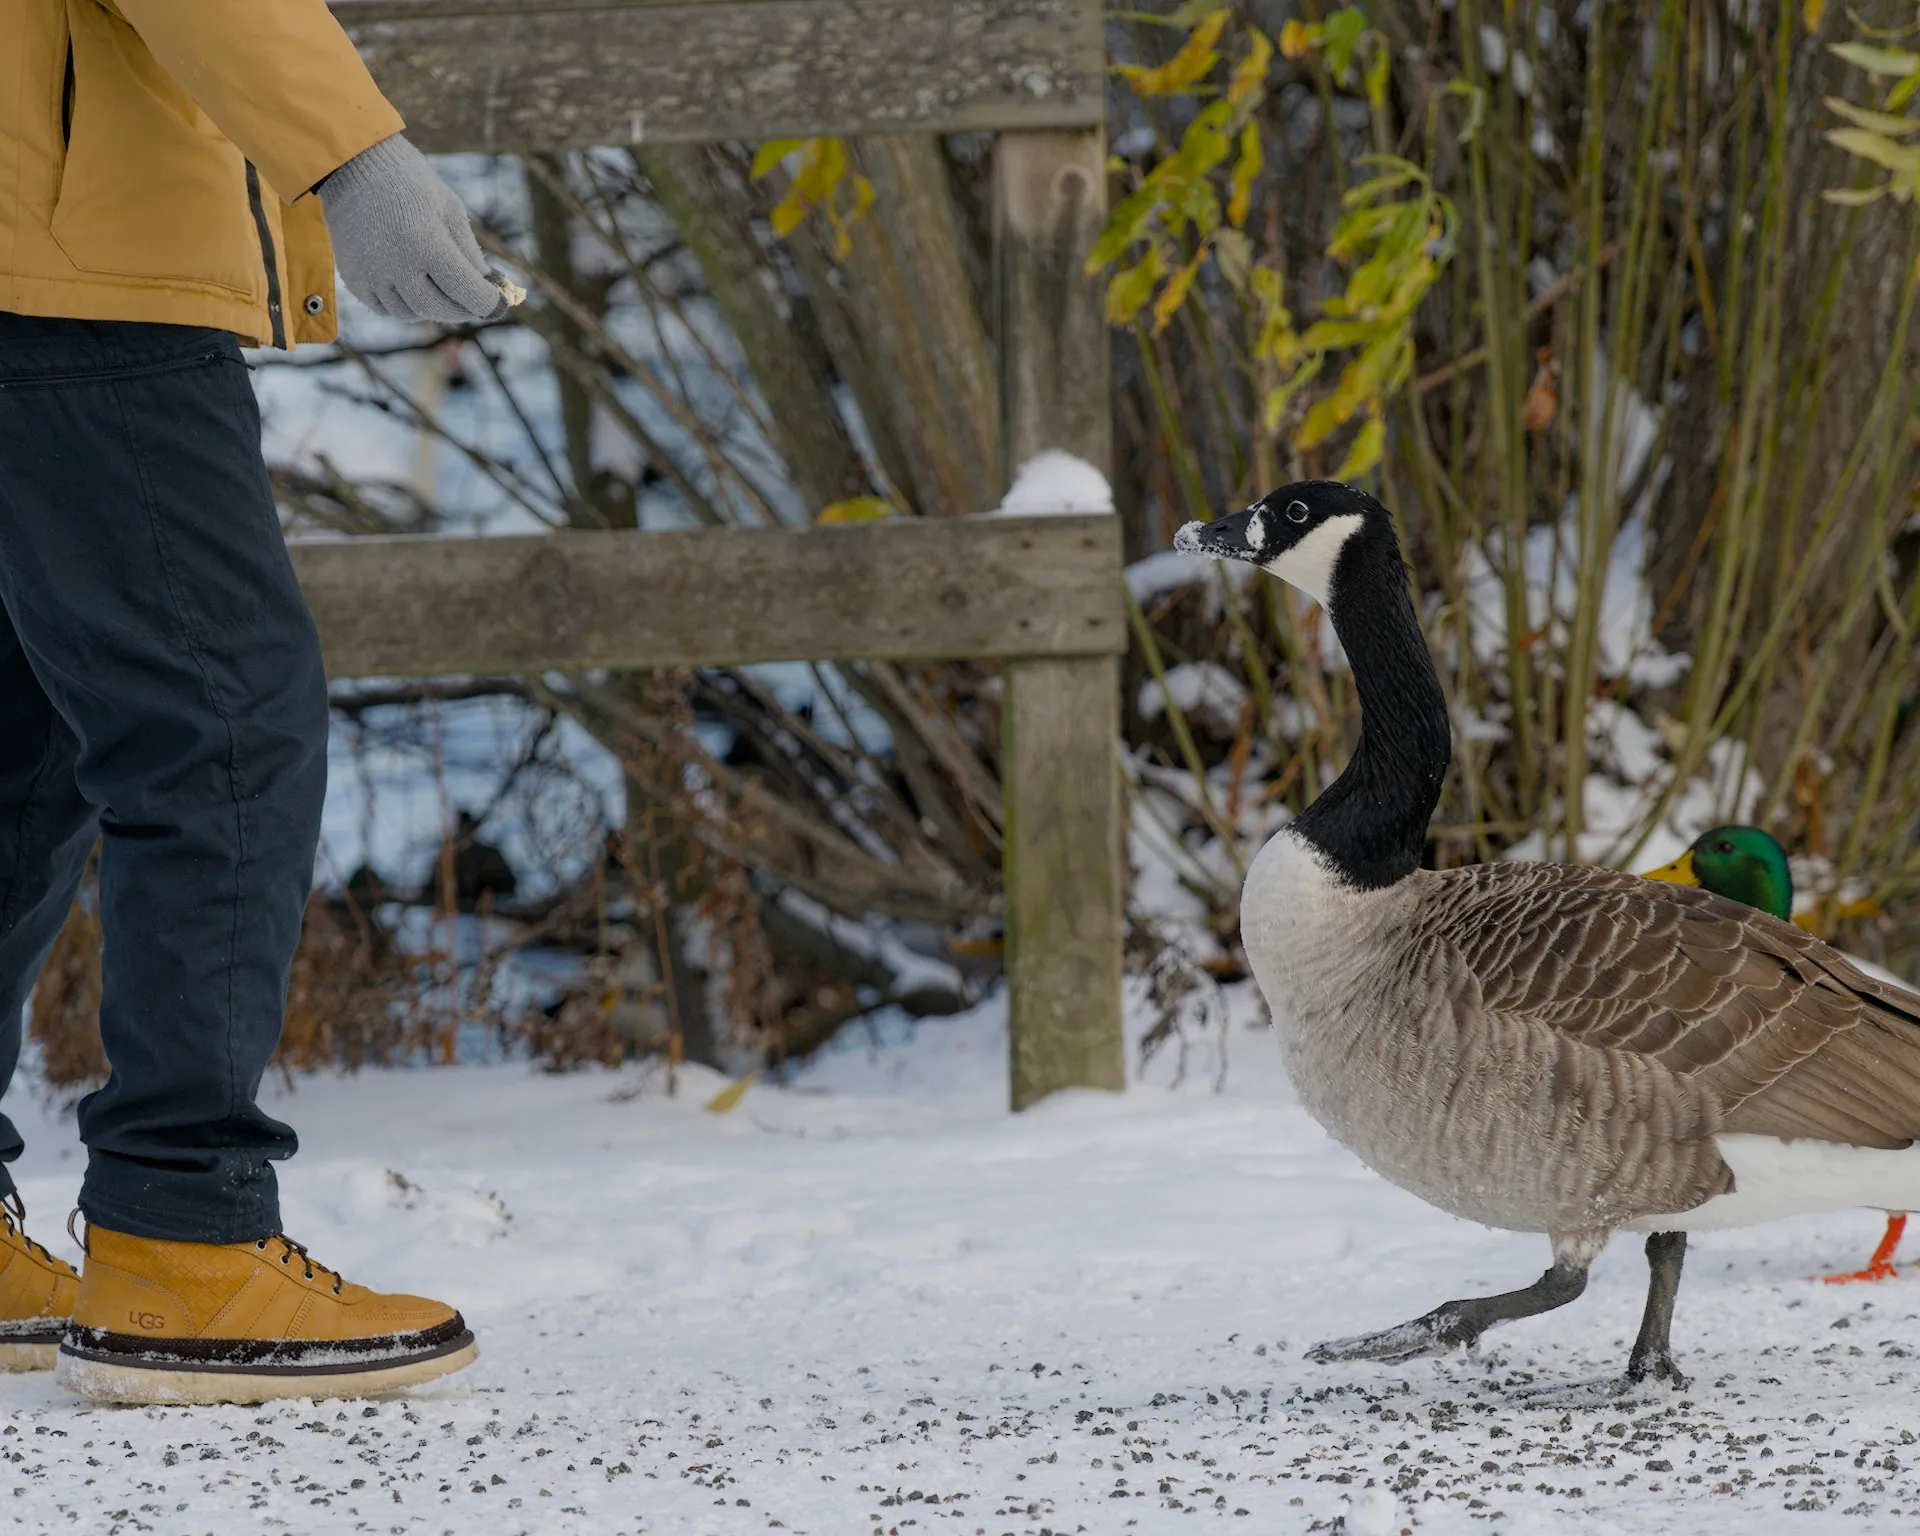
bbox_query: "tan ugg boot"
[56,1226,475,1404]
[0,1197,79,1370]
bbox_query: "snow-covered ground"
[6,995,1920,1536]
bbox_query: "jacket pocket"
[49,0,261,297]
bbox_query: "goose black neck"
[1289,518,1451,889]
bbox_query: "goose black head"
[1173,481,1390,608]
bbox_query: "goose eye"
[1286,500,1310,524]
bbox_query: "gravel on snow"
[4,995,1920,1536]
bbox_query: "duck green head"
[1642,825,1794,921]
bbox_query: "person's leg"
[0,604,101,1201]
[0,595,94,1365]
[0,313,325,1241]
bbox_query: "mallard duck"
[1175,483,1920,1392]
[1645,825,1909,1283]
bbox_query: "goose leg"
[1624,1231,1688,1388]
[1307,1257,1589,1366]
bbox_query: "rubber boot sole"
[54,1336,477,1405]
[0,1340,59,1372]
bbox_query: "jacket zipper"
[0,352,230,391]
[62,44,74,144]
[245,161,288,350]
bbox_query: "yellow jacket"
[1,0,404,347]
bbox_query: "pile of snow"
[1457,510,1690,691]
[1137,661,1249,732]
[985,450,1113,516]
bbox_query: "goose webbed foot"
[1624,1346,1688,1389]
[1623,1231,1689,1391]
[1305,1311,1483,1365]
[1307,1261,1589,1367]
[1511,1373,1676,1410]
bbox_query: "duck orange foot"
[1821,1213,1908,1284]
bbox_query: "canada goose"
[1645,825,1911,1284]
[1175,482,1920,1391]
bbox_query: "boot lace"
[254,1234,345,1296]
[2,1194,58,1266]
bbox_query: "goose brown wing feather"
[1431,862,1920,1147]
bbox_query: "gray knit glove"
[319,134,506,323]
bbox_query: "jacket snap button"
[304,293,327,316]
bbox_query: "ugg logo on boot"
[129,1311,166,1331]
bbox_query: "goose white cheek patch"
[1245,512,1267,553]
[1265,513,1365,607]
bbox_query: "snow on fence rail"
[316,0,1120,1110]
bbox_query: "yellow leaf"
[1298,317,1377,350]
[1826,127,1920,173]
[769,190,807,238]
[1320,6,1367,77]
[1278,19,1315,60]
[1296,393,1349,448]
[1106,249,1165,325]
[1334,415,1386,479]
[1176,99,1236,179]
[1229,29,1274,108]
[1342,159,1423,208]
[1228,122,1263,227]
[1330,334,1406,418]
[1825,96,1920,136]
[750,139,806,179]
[1803,0,1826,31]
[818,497,900,524]
[1327,204,1399,261]
[827,170,876,260]
[1152,257,1203,335]
[1213,228,1254,290]
[1442,78,1487,144]
[1823,182,1892,205]
[703,1071,759,1114]
[1117,9,1231,96]
[800,138,848,202]
[1364,37,1391,110]
[1087,181,1164,273]
[1260,355,1322,429]
[1830,41,1920,77]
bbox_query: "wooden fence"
[313,0,1122,1110]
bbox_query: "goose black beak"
[1173,508,1263,563]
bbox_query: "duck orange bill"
[1642,852,1700,887]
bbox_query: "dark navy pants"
[0,313,325,1242]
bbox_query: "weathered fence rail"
[330,0,1106,150]
[294,517,1123,675]
[320,0,1120,1110]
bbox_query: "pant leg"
[0,313,329,1242]
[0,605,101,1200]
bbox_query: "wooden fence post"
[993,128,1125,1110]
